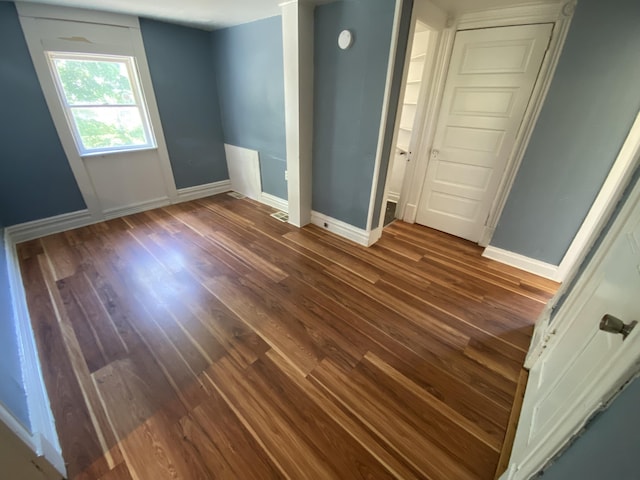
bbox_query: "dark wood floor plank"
[17,194,558,480]
[356,353,499,478]
[20,255,111,479]
[179,390,285,480]
[203,274,321,376]
[204,356,339,479]
[265,349,423,479]
[57,272,128,372]
[310,358,480,480]
[247,354,402,480]
[284,230,381,283]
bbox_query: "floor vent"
[270,211,289,223]
[227,191,246,199]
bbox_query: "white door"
[18,7,177,220]
[416,24,552,241]
[505,182,640,479]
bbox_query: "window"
[47,52,156,156]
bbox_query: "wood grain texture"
[17,194,557,479]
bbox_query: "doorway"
[383,20,554,242]
[384,20,433,227]
[504,172,640,479]
[415,23,552,242]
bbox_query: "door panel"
[507,187,640,479]
[84,150,169,213]
[417,24,553,241]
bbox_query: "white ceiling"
[12,0,560,30]
[13,0,286,30]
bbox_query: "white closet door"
[416,24,552,242]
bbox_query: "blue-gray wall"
[539,377,640,480]
[212,16,287,200]
[491,0,640,265]
[141,19,228,189]
[0,1,86,227]
[0,225,31,430]
[372,0,413,225]
[313,0,395,228]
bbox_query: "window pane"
[71,107,147,151]
[53,59,135,105]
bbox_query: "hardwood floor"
[17,194,558,480]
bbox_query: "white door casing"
[17,4,177,221]
[416,24,553,242]
[505,179,640,479]
[386,23,433,205]
[375,0,448,230]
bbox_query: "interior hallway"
[18,193,558,479]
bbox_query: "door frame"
[503,168,640,480]
[375,0,449,231]
[393,2,576,237]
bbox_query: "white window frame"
[46,51,157,156]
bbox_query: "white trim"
[387,192,400,203]
[457,2,564,30]
[281,1,313,227]
[482,246,559,281]
[311,211,380,247]
[5,210,93,244]
[46,52,156,157]
[368,226,383,246]
[366,0,404,231]
[175,180,232,203]
[15,2,138,27]
[4,231,66,477]
[129,17,179,203]
[555,111,640,281]
[401,26,456,224]
[103,197,170,220]
[483,2,576,247]
[259,192,289,212]
[378,0,448,231]
[4,181,233,244]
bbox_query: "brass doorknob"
[599,314,637,340]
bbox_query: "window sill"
[80,145,158,158]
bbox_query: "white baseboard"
[5,209,93,244]
[368,226,383,246]
[259,192,288,212]
[103,197,170,220]
[403,203,418,223]
[175,179,232,202]
[3,230,66,478]
[310,211,381,247]
[482,246,560,281]
[387,192,400,203]
[5,180,233,245]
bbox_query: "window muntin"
[47,52,156,156]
